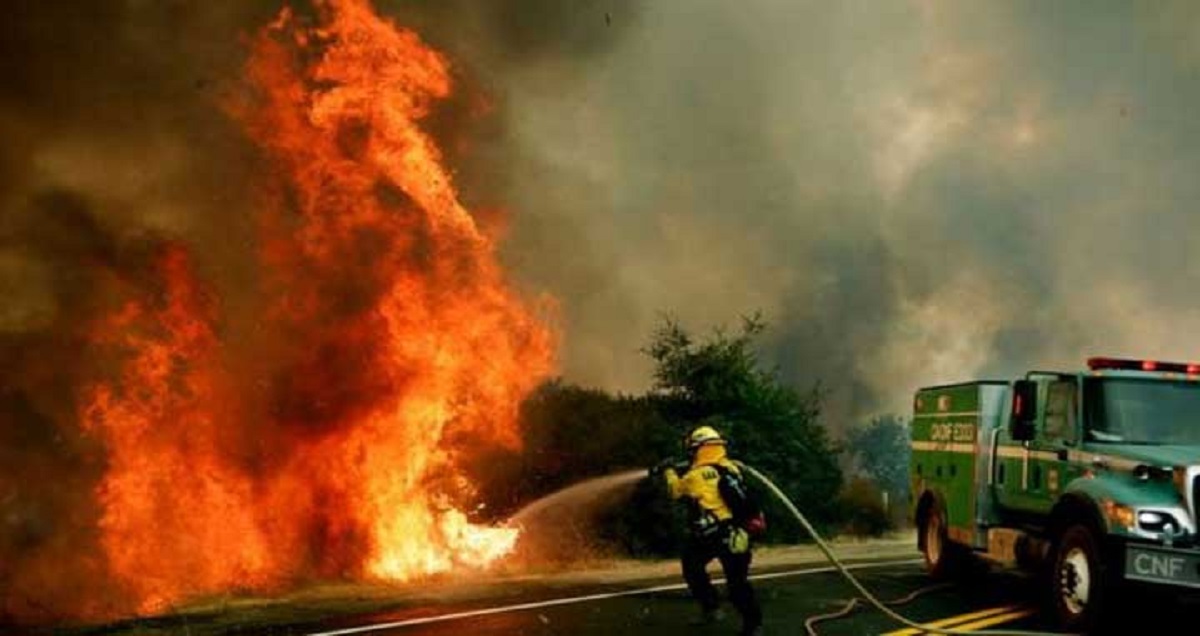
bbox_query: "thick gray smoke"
[3,0,1200,620]
[411,1,1200,426]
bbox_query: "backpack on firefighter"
[714,462,767,538]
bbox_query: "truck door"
[994,381,1039,512]
[1024,378,1082,513]
[993,378,1083,513]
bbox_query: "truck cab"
[910,357,1200,631]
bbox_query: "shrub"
[835,477,892,537]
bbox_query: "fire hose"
[803,583,951,636]
[738,463,1074,636]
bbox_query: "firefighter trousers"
[681,535,762,630]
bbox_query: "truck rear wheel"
[921,502,963,579]
[1048,523,1107,632]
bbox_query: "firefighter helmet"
[685,425,726,451]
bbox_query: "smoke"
[397,0,1200,425]
[4,0,1200,623]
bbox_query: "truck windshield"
[1085,378,1200,445]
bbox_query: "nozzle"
[648,457,684,478]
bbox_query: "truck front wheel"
[1049,523,1107,631]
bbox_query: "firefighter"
[650,423,765,636]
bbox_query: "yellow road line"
[948,608,1035,631]
[881,605,1021,636]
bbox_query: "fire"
[76,0,554,617]
[241,0,553,582]
[81,246,274,614]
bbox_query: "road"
[64,539,1200,636]
[300,558,1199,636]
[296,558,1024,636]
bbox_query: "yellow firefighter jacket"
[664,443,742,533]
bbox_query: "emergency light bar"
[1087,357,1200,375]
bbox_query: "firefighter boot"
[738,620,763,636]
[688,606,725,626]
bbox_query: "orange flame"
[81,246,274,614]
[77,0,554,616]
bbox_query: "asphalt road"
[56,540,1200,636]
[292,559,999,636]
[296,556,1200,636]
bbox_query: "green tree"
[487,313,845,557]
[844,414,910,500]
[643,313,844,538]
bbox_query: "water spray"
[738,463,1073,636]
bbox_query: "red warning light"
[1088,357,1200,374]
[1088,357,1135,370]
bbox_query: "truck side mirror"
[1010,380,1037,441]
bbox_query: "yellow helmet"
[685,425,726,452]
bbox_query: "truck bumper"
[1123,542,1200,589]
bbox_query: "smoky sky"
[5,0,1200,449]
[408,0,1200,426]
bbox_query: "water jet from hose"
[505,470,646,566]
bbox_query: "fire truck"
[910,357,1200,630]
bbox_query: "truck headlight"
[1137,510,1181,536]
[1103,500,1136,530]
[1139,511,1166,527]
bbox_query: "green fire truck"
[910,357,1200,630]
